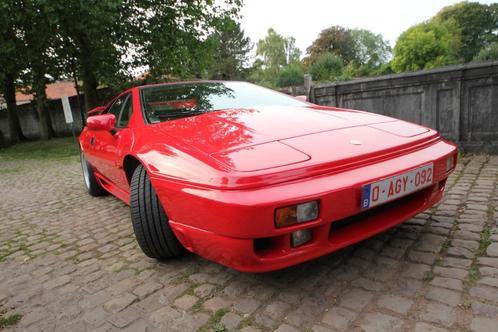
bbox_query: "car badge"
[350,139,362,145]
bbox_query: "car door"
[90,93,133,191]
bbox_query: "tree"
[276,64,304,87]
[0,0,26,143]
[47,0,242,110]
[247,59,273,87]
[284,37,301,65]
[310,53,344,81]
[206,17,252,80]
[256,28,301,77]
[137,1,242,81]
[305,26,391,78]
[20,0,59,139]
[0,0,243,145]
[435,2,498,62]
[350,29,391,68]
[473,42,498,61]
[392,20,461,73]
[305,26,356,65]
[49,0,137,110]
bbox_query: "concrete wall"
[311,61,498,153]
[0,96,86,141]
[279,85,306,96]
[0,88,115,143]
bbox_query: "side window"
[108,94,128,118]
[117,95,132,127]
[106,93,132,128]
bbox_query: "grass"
[198,309,227,332]
[465,264,481,289]
[0,313,22,329]
[458,300,472,310]
[476,224,492,256]
[464,223,493,289]
[422,270,435,282]
[441,239,451,252]
[0,137,79,160]
[0,168,20,174]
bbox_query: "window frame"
[105,93,132,129]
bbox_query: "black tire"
[80,152,108,197]
[130,164,185,259]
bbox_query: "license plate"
[361,163,434,209]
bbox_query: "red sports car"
[79,81,457,272]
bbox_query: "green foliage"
[392,19,461,73]
[246,59,273,87]
[213,322,227,332]
[422,270,435,281]
[256,28,301,76]
[370,62,394,76]
[198,309,228,332]
[466,264,481,289]
[435,2,498,62]
[350,29,391,68]
[0,2,26,75]
[474,42,498,62]
[305,26,391,78]
[0,1,28,142]
[252,28,302,87]
[310,53,344,82]
[306,26,357,65]
[138,1,242,81]
[476,223,492,256]
[0,0,243,114]
[0,313,22,328]
[276,65,304,87]
[0,168,21,175]
[205,17,252,80]
[391,1,498,73]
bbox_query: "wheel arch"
[123,155,143,185]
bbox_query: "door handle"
[90,137,95,145]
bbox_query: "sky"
[240,0,496,56]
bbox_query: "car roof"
[136,80,246,90]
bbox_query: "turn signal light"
[275,201,319,228]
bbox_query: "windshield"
[140,81,308,123]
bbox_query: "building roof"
[16,81,77,104]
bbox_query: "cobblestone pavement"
[0,154,497,332]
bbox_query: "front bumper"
[152,140,457,272]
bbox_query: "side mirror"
[87,106,106,117]
[295,95,308,102]
[86,114,116,131]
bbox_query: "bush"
[391,20,461,72]
[310,53,344,81]
[276,65,304,87]
[473,42,498,62]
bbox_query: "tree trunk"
[33,69,53,140]
[79,48,99,111]
[2,71,25,144]
[82,69,99,112]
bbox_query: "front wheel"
[130,165,185,259]
[80,152,108,197]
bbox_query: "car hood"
[155,106,393,153]
[153,106,436,172]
